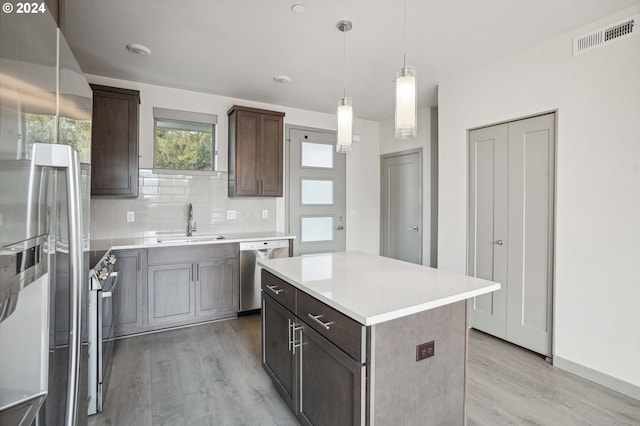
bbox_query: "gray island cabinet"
[259,251,499,425]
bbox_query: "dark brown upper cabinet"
[228,105,285,197]
[90,84,140,197]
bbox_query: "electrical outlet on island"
[416,341,435,361]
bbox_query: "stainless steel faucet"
[187,203,197,236]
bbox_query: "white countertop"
[91,231,295,252]
[258,251,500,326]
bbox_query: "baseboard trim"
[553,356,640,401]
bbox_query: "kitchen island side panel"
[368,300,467,425]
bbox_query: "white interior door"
[468,113,555,357]
[468,123,509,338]
[288,128,346,256]
[505,114,555,355]
[381,150,422,264]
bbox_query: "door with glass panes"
[288,127,346,256]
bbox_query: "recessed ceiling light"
[273,75,292,84]
[126,43,151,56]
[291,4,305,13]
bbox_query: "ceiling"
[61,0,639,121]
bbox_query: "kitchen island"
[258,251,499,425]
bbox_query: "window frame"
[152,107,218,174]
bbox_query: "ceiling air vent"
[573,14,639,56]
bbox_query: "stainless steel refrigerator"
[0,9,92,426]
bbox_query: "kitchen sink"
[156,234,225,243]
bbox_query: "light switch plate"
[127,211,135,222]
[262,210,268,219]
[227,210,237,220]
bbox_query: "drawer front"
[148,243,238,265]
[261,270,295,312]
[297,291,365,363]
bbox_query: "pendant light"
[336,20,353,153]
[395,0,417,139]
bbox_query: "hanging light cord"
[343,27,348,98]
[403,0,407,68]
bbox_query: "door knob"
[406,226,419,232]
[336,225,345,230]
[496,240,504,245]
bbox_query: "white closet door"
[505,114,555,356]
[468,123,509,338]
[468,113,555,357]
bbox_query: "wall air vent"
[573,14,639,56]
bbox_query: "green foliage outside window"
[154,120,214,171]
[26,113,92,163]
[59,117,92,163]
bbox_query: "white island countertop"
[258,251,500,326]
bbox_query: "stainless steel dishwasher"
[239,239,291,313]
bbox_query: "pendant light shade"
[336,20,353,153]
[336,97,353,153]
[395,0,417,139]
[395,66,417,139]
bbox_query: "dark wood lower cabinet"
[261,270,468,425]
[262,295,296,409]
[262,291,364,426]
[298,325,364,426]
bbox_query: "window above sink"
[153,107,218,173]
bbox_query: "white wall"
[87,75,380,253]
[438,6,640,394]
[345,120,381,254]
[379,107,438,266]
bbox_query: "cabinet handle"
[266,284,284,295]
[307,314,334,330]
[288,318,292,351]
[137,251,141,272]
[196,264,199,281]
[291,321,302,355]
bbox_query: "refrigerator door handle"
[33,143,84,426]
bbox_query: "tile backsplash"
[90,169,276,241]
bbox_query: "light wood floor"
[88,315,640,426]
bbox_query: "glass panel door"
[288,128,346,256]
[301,179,334,205]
